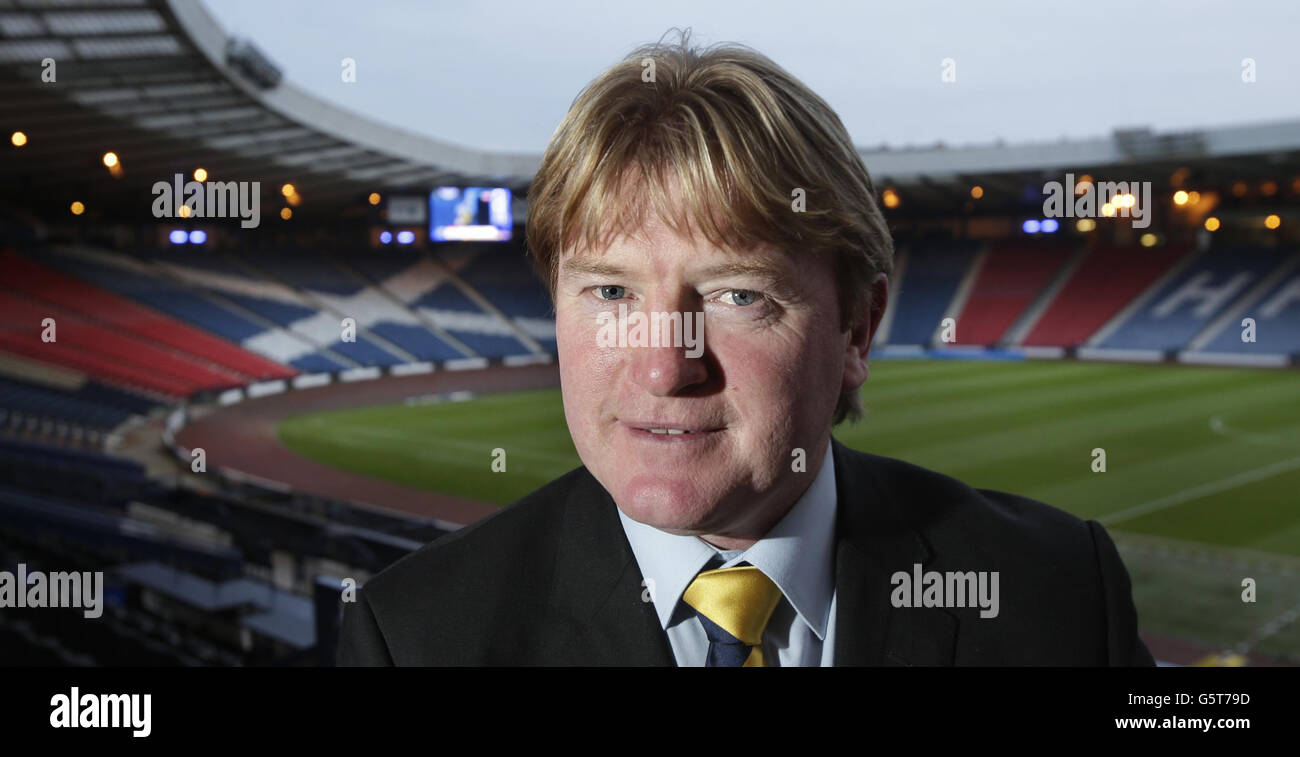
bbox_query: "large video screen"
[429,186,512,242]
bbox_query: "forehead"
[558,213,801,280]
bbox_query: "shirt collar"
[616,440,837,640]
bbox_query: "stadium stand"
[0,376,135,433]
[1022,244,1191,347]
[1095,246,1290,351]
[2,250,293,381]
[1194,252,1300,354]
[451,243,557,350]
[884,240,982,346]
[949,240,1075,346]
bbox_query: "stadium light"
[102,151,119,168]
[280,207,292,220]
[1264,214,1281,230]
[169,230,189,244]
[11,131,26,147]
[1041,218,1059,233]
[396,230,415,245]
[1231,181,1248,197]
[189,230,207,244]
[368,192,381,206]
[281,183,296,198]
[1187,191,1201,205]
[881,188,900,209]
[1076,218,1096,232]
[1261,181,1278,197]
[1022,219,1040,234]
[1173,190,1189,206]
[1204,216,1220,232]
[69,201,84,216]
[286,192,302,207]
[379,231,393,244]
[179,205,192,219]
[970,186,983,199]
[194,168,208,182]
[1139,233,1158,247]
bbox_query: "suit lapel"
[831,439,958,666]
[545,468,676,666]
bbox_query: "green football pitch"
[278,359,1300,660]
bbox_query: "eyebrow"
[559,257,790,283]
[560,258,628,278]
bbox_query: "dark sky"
[208,0,1300,153]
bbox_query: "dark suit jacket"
[337,438,1155,666]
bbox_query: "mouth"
[618,419,724,441]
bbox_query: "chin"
[611,469,749,536]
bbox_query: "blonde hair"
[526,30,893,424]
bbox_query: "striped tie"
[682,565,784,667]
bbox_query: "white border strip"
[339,367,383,383]
[246,380,287,398]
[390,361,435,376]
[291,372,332,390]
[444,357,489,371]
[1021,345,1067,359]
[1077,347,1165,363]
[1176,351,1290,368]
[502,353,554,367]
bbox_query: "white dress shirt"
[616,440,839,666]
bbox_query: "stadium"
[1,0,1298,670]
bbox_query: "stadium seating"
[886,241,982,345]
[0,376,135,431]
[1195,252,1300,354]
[1023,244,1190,347]
[1097,246,1288,351]
[949,241,1074,345]
[2,251,292,382]
[452,243,557,350]
[0,290,246,396]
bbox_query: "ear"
[841,272,889,394]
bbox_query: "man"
[337,34,1154,666]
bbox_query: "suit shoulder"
[839,445,1095,561]
[358,465,589,606]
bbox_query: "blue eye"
[597,285,626,300]
[724,289,759,306]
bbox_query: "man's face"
[554,208,875,545]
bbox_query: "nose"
[626,295,708,396]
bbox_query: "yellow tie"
[682,565,784,667]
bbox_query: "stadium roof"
[0,0,539,219]
[860,119,1300,213]
[2,0,1299,222]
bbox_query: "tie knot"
[682,565,783,646]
